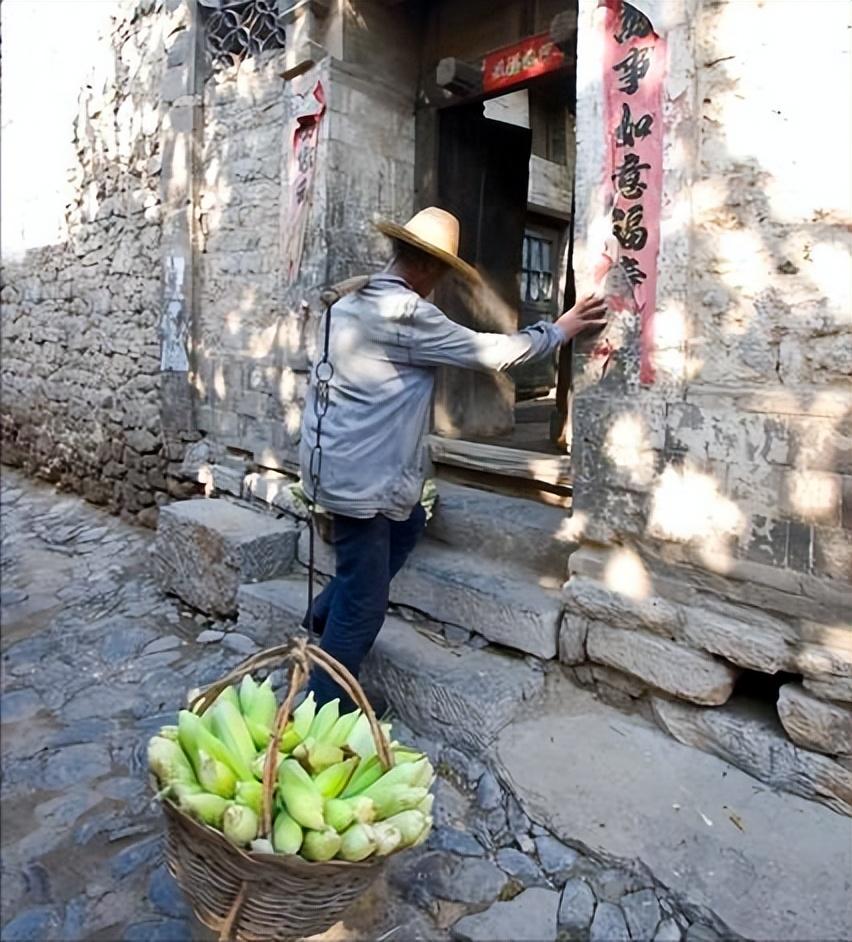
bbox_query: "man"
[300,207,607,708]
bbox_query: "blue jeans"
[305,504,426,709]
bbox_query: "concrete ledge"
[151,498,298,616]
[236,576,310,645]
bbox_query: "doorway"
[419,54,577,494]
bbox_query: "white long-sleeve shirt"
[299,273,562,520]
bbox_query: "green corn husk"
[326,709,362,747]
[411,814,433,847]
[295,740,345,775]
[324,798,355,833]
[391,746,424,764]
[337,823,377,862]
[244,716,271,751]
[278,723,302,754]
[250,838,275,855]
[211,700,257,772]
[417,793,435,816]
[196,750,238,798]
[272,810,304,855]
[179,710,253,782]
[340,755,383,797]
[348,795,376,824]
[307,698,339,743]
[251,749,284,781]
[369,786,429,821]
[372,822,402,856]
[292,692,316,739]
[361,758,430,797]
[223,803,259,845]
[381,809,429,848]
[179,792,230,829]
[235,780,263,816]
[198,686,240,730]
[301,827,342,862]
[277,759,325,830]
[241,676,277,734]
[158,725,180,742]
[148,736,197,790]
[345,714,392,759]
[314,757,358,799]
[239,676,259,714]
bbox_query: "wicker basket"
[158,639,395,942]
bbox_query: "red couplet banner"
[599,0,666,384]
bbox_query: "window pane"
[541,239,551,273]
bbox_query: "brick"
[778,683,852,757]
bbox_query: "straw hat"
[373,207,480,282]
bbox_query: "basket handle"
[189,637,394,838]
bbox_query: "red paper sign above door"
[482,33,565,94]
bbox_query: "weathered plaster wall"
[0,0,196,523]
[192,1,420,473]
[566,0,852,762]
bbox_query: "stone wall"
[192,0,419,473]
[566,0,852,763]
[1,0,198,524]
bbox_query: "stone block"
[362,614,545,755]
[586,624,739,706]
[300,531,562,659]
[559,612,588,665]
[563,576,682,636]
[796,642,852,702]
[235,577,309,645]
[652,696,852,816]
[679,607,795,674]
[451,887,560,942]
[151,499,299,616]
[427,482,574,579]
[777,683,852,757]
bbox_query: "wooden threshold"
[428,435,573,488]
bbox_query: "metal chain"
[305,291,336,638]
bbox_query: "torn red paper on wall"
[282,80,326,283]
[599,0,666,384]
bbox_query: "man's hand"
[554,294,608,342]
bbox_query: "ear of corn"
[223,803,259,845]
[244,716,271,751]
[179,792,230,828]
[326,709,362,747]
[368,785,429,821]
[147,736,197,790]
[338,823,377,861]
[307,698,340,742]
[372,822,402,856]
[196,750,238,798]
[211,701,257,773]
[381,810,429,848]
[277,759,325,830]
[340,754,383,797]
[301,827,342,862]
[272,811,303,855]
[292,692,316,739]
[235,780,263,816]
[324,798,355,833]
[314,756,358,799]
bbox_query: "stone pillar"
[158,0,203,481]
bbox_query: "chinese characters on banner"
[600,0,665,384]
[483,33,565,94]
[282,80,326,283]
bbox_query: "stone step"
[498,682,852,942]
[235,575,545,755]
[298,531,563,659]
[428,482,574,579]
[150,498,299,617]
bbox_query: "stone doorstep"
[235,576,546,756]
[298,529,563,660]
[150,498,299,617]
[498,683,852,942]
[426,481,574,580]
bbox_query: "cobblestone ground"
[1,470,717,942]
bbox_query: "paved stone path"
[1,470,716,941]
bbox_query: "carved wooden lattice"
[200,0,287,69]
